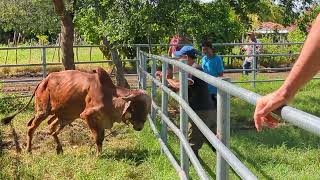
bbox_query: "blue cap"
[174,46,196,57]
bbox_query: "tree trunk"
[102,38,130,88]
[98,8,129,88]
[52,0,75,70]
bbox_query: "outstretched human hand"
[254,90,289,131]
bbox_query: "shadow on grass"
[166,138,217,179]
[293,96,320,117]
[231,147,273,180]
[10,123,22,153]
[233,126,320,149]
[198,155,216,178]
[100,148,150,166]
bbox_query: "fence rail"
[0,42,312,102]
[138,50,320,179]
[1,43,319,179]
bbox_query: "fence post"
[216,78,231,180]
[136,46,141,88]
[142,53,147,90]
[252,44,257,88]
[161,62,168,146]
[179,59,189,178]
[41,47,47,78]
[151,55,157,124]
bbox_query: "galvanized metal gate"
[137,50,320,180]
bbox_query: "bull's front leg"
[81,106,106,155]
[91,127,105,155]
[85,119,105,155]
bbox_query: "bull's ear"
[122,101,131,117]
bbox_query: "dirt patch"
[0,74,139,95]
[0,118,134,154]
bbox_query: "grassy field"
[1,43,320,179]
[1,77,320,179]
[0,46,107,64]
[0,46,140,76]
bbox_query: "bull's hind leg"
[27,112,49,153]
[47,116,63,154]
[49,117,75,154]
[48,118,69,154]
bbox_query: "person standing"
[241,32,261,75]
[157,45,217,157]
[201,40,224,102]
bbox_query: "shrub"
[0,93,33,114]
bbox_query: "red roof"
[257,22,297,32]
[258,22,284,30]
[284,24,297,32]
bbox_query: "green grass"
[1,74,320,179]
[231,75,320,125]
[0,46,137,75]
[0,112,178,179]
[2,120,319,179]
[0,46,106,65]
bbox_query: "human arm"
[254,14,320,131]
[167,79,180,92]
[167,77,194,92]
[155,65,173,79]
[168,46,173,57]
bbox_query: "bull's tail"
[1,80,43,125]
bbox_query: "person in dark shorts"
[158,45,217,157]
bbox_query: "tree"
[226,0,263,27]
[176,1,245,51]
[75,0,133,88]
[275,0,314,25]
[255,0,285,24]
[297,3,320,33]
[52,0,75,70]
[0,0,59,43]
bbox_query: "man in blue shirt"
[201,40,224,101]
[156,45,217,157]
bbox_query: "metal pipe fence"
[1,44,319,179]
[0,42,307,98]
[141,68,257,179]
[138,50,320,179]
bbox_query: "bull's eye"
[124,112,132,119]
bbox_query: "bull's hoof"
[26,148,32,154]
[56,146,63,154]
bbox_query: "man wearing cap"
[157,45,217,157]
[201,40,224,102]
[241,32,261,75]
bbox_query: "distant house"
[253,22,297,42]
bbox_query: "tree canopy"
[0,0,318,45]
[0,0,59,36]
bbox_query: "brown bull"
[1,67,151,155]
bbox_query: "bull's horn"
[121,94,136,101]
[121,90,149,102]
